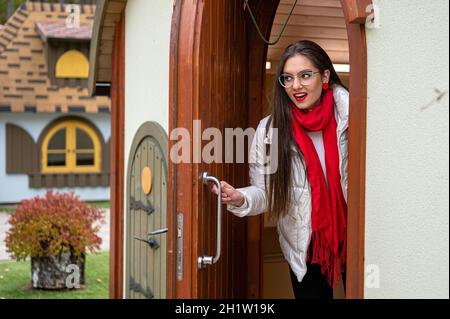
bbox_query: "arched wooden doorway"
[169,0,371,299]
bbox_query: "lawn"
[0,252,109,299]
[0,205,15,213]
[87,201,111,209]
[0,201,110,213]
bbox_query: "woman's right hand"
[210,181,245,207]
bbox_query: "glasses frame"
[278,70,320,88]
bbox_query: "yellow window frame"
[41,120,101,174]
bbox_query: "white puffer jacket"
[227,85,349,282]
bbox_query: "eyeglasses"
[278,70,320,88]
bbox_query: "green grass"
[87,201,110,209]
[0,252,109,299]
[0,205,16,213]
[0,201,110,214]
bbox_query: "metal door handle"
[148,228,168,236]
[133,236,160,250]
[198,172,222,269]
[134,228,167,250]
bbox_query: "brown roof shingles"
[0,2,110,113]
[36,21,93,41]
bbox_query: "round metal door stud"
[141,166,152,194]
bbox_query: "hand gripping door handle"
[198,172,222,269]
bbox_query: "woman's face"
[282,54,330,111]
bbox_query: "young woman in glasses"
[211,40,349,299]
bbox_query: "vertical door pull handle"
[198,172,222,269]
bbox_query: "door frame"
[168,0,198,298]
[340,0,371,299]
[110,0,371,299]
[109,12,125,299]
[250,0,371,299]
[241,0,372,299]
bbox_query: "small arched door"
[125,122,168,299]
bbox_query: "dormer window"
[56,49,89,78]
[36,20,92,87]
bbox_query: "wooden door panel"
[126,124,169,299]
[196,0,249,299]
[171,0,250,298]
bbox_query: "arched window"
[41,119,101,173]
[55,50,89,78]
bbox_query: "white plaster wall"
[0,113,111,203]
[365,0,449,298]
[124,0,172,294]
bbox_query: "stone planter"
[31,250,85,290]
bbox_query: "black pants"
[289,244,346,299]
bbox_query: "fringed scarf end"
[310,230,346,289]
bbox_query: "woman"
[211,40,349,299]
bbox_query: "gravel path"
[0,209,110,261]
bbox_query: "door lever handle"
[148,228,168,236]
[133,228,168,250]
[198,172,222,269]
[133,236,160,250]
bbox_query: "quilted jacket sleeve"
[227,118,270,217]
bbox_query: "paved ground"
[0,209,110,261]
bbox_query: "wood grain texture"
[6,123,38,174]
[341,0,371,298]
[267,0,350,75]
[88,0,127,95]
[170,0,252,298]
[109,12,125,299]
[342,0,373,24]
[111,0,369,300]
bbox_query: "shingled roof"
[36,20,93,41]
[0,2,110,113]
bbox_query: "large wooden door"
[106,0,368,300]
[168,0,370,299]
[170,0,258,298]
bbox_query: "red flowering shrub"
[5,190,105,260]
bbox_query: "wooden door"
[107,0,369,300]
[170,0,254,298]
[125,122,169,299]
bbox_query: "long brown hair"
[267,40,346,220]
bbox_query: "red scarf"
[290,88,347,288]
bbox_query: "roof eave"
[88,0,128,97]
[88,0,108,97]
